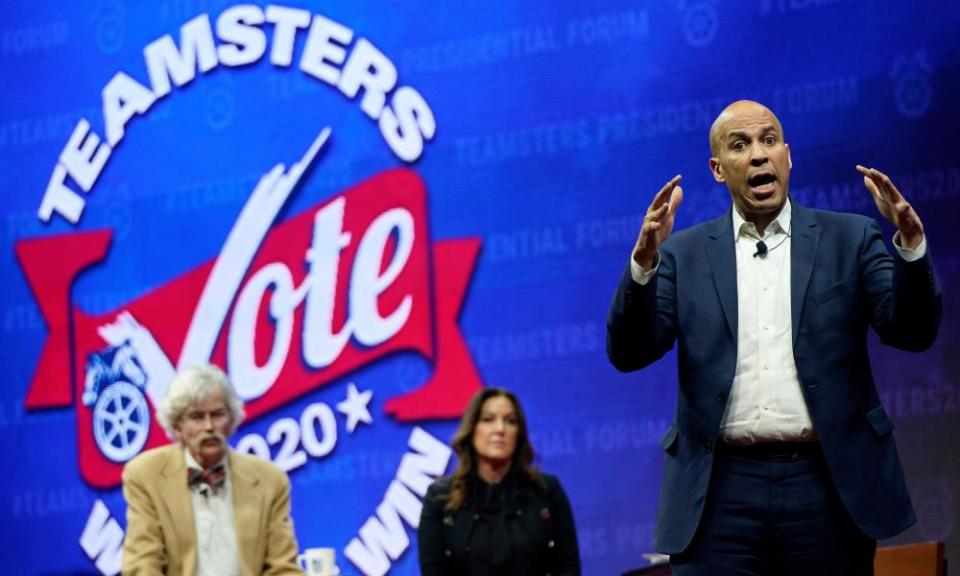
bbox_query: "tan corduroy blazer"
[121,443,303,575]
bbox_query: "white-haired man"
[121,364,303,575]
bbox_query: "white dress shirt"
[721,199,813,444]
[631,199,926,445]
[185,450,240,576]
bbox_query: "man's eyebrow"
[726,125,779,140]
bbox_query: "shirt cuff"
[893,232,926,262]
[630,252,660,285]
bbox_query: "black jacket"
[418,472,580,576]
[607,203,941,552]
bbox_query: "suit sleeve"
[261,472,304,576]
[547,477,581,576]
[860,219,942,351]
[417,481,450,576]
[606,249,679,372]
[121,462,168,576]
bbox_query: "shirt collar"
[732,197,792,241]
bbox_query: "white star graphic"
[336,383,373,434]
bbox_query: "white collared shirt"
[184,449,240,576]
[720,199,815,444]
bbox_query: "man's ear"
[786,144,792,169]
[709,157,724,182]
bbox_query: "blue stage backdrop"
[1,1,958,574]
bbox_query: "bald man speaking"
[607,100,941,575]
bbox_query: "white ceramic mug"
[297,547,339,576]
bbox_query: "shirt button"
[445,549,452,557]
[548,540,555,548]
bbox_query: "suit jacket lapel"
[704,210,738,340]
[158,445,197,574]
[229,451,264,576]
[790,201,819,345]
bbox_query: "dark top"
[606,202,942,553]
[418,471,581,576]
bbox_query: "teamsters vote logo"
[15,5,482,575]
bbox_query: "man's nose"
[749,143,768,166]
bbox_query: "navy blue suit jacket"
[606,200,941,554]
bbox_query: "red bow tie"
[187,464,226,493]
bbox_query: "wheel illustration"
[895,70,931,119]
[93,380,150,462]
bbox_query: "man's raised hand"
[632,175,683,269]
[857,165,923,250]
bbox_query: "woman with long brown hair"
[418,388,581,575]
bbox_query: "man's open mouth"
[748,172,777,194]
